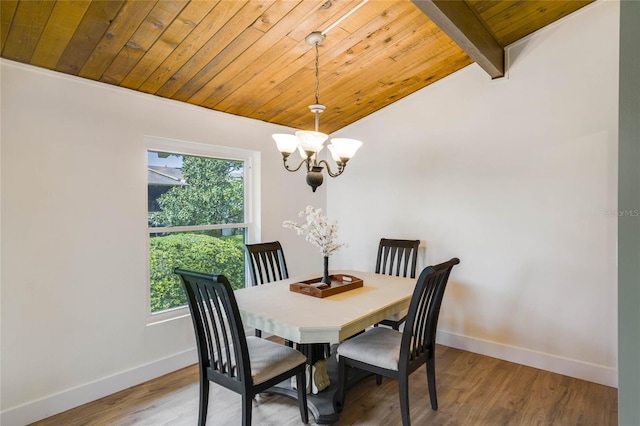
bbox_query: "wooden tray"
[289,274,363,298]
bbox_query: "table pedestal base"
[290,359,330,394]
[311,359,330,394]
[267,344,371,424]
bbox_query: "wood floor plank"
[29,345,617,426]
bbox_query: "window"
[146,136,259,318]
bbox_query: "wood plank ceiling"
[1,0,593,134]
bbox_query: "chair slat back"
[245,241,289,285]
[375,238,420,278]
[174,268,251,390]
[400,258,460,364]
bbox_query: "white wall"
[0,61,324,425]
[329,1,619,386]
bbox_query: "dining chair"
[335,258,460,426]
[245,241,289,287]
[245,241,329,355]
[375,238,421,330]
[245,241,292,343]
[174,268,309,426]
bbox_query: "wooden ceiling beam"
[411,0,504,79]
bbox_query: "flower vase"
[322,256,331,285]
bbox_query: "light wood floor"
[30,345,617,426]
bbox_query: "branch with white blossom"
[283,206,346,257]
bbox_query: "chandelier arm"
[316,159,345,178]
[283,157,309,173]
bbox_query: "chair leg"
[296,369,309,423]
[376,374,382,385]
[241,392,252,426]
[335,359,349,413]
[426,352,438,410]
[255,329,262,338]
[399,376,410,426]
[197,371,209,426]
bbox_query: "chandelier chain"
[314,42,320,105]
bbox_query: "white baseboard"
[0,349,198,426]
[437,330,618,388]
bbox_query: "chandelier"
[273,31,362,192]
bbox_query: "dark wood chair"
[335,258,460,426]
[245,241,289,340]
[174,268,309,426]
[245,241,329,355]
[245,241,289,286]
[375,238,421,330]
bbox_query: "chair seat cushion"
[246,336,307,385]
[337,327,402,371]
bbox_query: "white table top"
[235,270,416,344]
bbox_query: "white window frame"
[144,135,261,324]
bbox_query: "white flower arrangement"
[283,206,346,257]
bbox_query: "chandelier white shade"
[273,134,300,154]
[328,138,363,162]
[295,130,328,153]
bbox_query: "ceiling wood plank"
[119,1,219,90]
[215,0,377,116]
[79,0,158,80]
[170,27,265,102]
[287,23,467,131]
[263,1,423,130]
[489,1,593,46]
[412,0,504,78]
[30,1,92,69]
[136,0,251,94]
[336,47,472,129]
[466,0,518,21]
[56,1,125,75]
[0,1,18,52]
[196,31,300,108]
[1,1,55,63]
[186,0,328,108]
[251,1,407,126]
[325,22,468,125]
[100,1,189,85]
[483,1,570,33]
[252,0,326,36]
[215,28,345,116]
[190,0,323,108]
[336,0,404,35]
[287,0,366,41]
[158,0,287,100]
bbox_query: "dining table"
[234,269,417,424]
